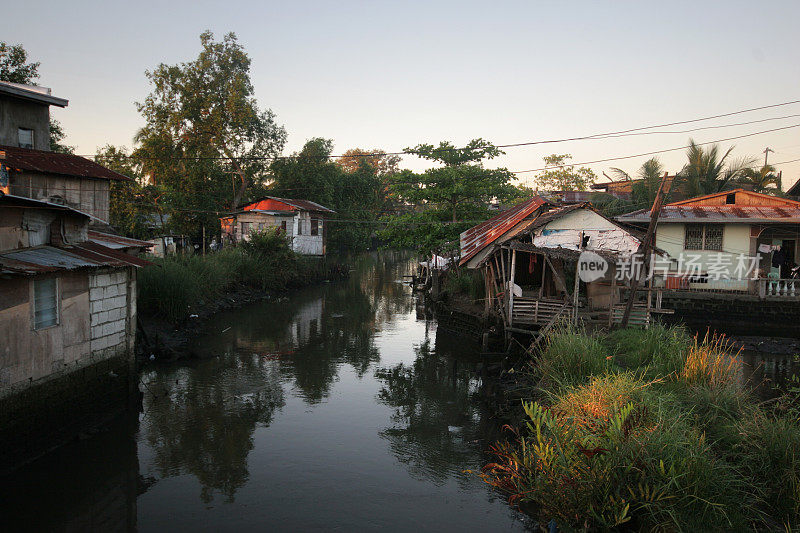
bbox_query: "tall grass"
[480,325,800,530]
[138,229,338,322]
[442,268,485,302]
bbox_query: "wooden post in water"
[508,248,517,327]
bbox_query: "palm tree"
[608,157,664,206]
[677,139,754,197]
[737,164,781,194]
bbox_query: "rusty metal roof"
[0,145,130,181]
[459,196,550,266]
[239,196,335,213]
[88,230,153,250]
[617,205,800,223]
[0,243,151,276]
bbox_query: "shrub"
[604,324,690,377]
[443,269,484,301]
[680,333,738,388]
[736,412,800,524]
[538,324,611,390]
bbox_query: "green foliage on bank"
[138,229,337,322]
[479,325,800,531]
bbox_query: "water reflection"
[140,355,285,504]
[375,329,500,487]
[2,252,526,531]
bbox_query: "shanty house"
[617,189,800,295]
[460,197,658,331]
[221,197,335,256]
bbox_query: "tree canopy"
[533,154,596,191]
[135,30,287,215]
[379,139,521,254]
[269,138,384,252]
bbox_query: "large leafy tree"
[737,164,782,194]
[0,41,73,153]
[269,138,384,252]
[380,139,520,254]
[0,42,39,83]
[135,30,287,225]
[94,145,159,238]
[336,148,401,177]
[533,154,596,191]
[677,139,754,197]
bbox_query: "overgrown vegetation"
[138,229,339,322]
[478,324,800,530]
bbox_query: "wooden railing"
[512,297,573,326]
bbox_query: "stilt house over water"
[459,197,664,333]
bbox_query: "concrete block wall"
[89,269,130,356]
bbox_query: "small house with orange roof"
[220,196,335,256]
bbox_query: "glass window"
[18,128,34,149]
[684,224,704,250]
[311,218,319,236]
[33,277,58,329]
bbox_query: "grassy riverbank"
[479,324,800,531]
[138,230,345,323]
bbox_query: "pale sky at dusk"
[6,0,800,188]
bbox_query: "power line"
[513,123,800,174]
[77,98,800,161]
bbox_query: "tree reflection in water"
[375,327,499,488]
[140,251,416,503]
[141,356,285,504]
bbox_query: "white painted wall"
[655,223,753,289]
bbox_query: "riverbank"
[476,324,800,530]
[136,233,349,359]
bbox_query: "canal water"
[1,253,528,531]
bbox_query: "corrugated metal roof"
[0,243,151,275]
[617,205,800,223]
[239,196,335,213]
[0,145,130,181]
[0,192,92,218]
[459,196,550,266]
[88,230,153,250]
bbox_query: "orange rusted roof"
[459,196,550,266]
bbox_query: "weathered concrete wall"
[0,267,138,473]
[0,95,50,150]
[661,291,800,337]
[8,172,110,223]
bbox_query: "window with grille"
[704,225,723,251]
[684,224,723,251]
[33,277,58,329]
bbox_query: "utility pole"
[764,147,774,167]
[620,171,670,327]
